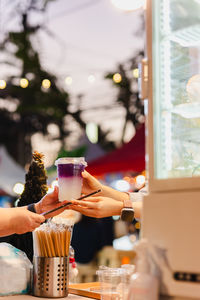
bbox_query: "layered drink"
[55,157,87,202]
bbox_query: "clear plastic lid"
[55,157,87,166]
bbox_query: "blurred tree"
[105,50,145,144]
[0,0,70,166]
[0,0,113,167]
[105,10,145,144]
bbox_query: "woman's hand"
[68,196,123,218]
[35,186,69,218]
[82,171,130,202]
[82,171,103,195]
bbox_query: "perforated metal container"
[33,256,68,298]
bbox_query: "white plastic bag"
[0,243,32,296]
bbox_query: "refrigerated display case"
[141,0,200,298]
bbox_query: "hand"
[68,196,123,218]
[82,171,129,202]
[10,208,45,234]
[82,170,103,195]
[35,186,69,218]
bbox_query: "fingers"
[71,196,100,204]
[82,170,95,182]
[69,205,97,218]
[34,213,45,223]
[70,200,95,208]
[82,170,89,178]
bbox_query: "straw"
[42,189,101,217]
[33,221,72,258]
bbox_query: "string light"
[0,80,6,89]
[135,221,141,229]
[86,122,98,143]
[20,78,29,88]
[65,76,73,85]
[42,79,51,89]
[13,183,24,195]
[133,68,139,78]
[88,74,96,83]
[113,73,122,83]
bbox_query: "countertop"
[0,295,90,300]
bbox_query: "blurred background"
[0,0,146,274]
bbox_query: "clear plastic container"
[96,267,125,300]
[55,157,87,202]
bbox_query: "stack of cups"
[97,267,124,300]
[97,265,135,300]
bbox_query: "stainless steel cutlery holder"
[33,256,68,298]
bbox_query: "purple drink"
[55,157,87,201]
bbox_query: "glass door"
[146,0,200,191]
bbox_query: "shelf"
[162,24,200,47]
[171,102,200,119]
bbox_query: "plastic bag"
[0,243,32,296]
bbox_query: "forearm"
[101,185,129,202]
[132,201,142,219]
[101,186,142,218]
[0,208,15,237]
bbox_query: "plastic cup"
[97,268,124,300]
[55,157,87,202]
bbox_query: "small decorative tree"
[19,151,48,206]
[6,151,48,261]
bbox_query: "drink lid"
[55,157,87,167]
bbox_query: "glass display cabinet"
[142,0,200,298]
[145,0,200,192]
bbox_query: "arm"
[0,207,45,237]
[69,196,142,219]
[82,170,130,201]
[72,170,144,219]
[0,186,70,237]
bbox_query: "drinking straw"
[48,231,56,257]
[42,189,101,217]
[33,222,73,258]
[59,230,65,257]
[65,230,69,257]
[52,230,60,257]
[40,230,48,257]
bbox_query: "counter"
[0,295,90,300]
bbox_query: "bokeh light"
[113,73,122,83]
[13,182,24,195]
[65,76,73,85]
[136,175,145,186]
[88,74,96,83]
[42,79,51,89]
[0,80,6,89]
[20,78,29,88]
[51,180,58,188]
[86,122,98,143]
[133,68,139,78]
[113,179,130,192]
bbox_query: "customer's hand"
[82,170,103,195]
[35,186,69,218]
[10,207,45,234]
[69,196,123,218]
